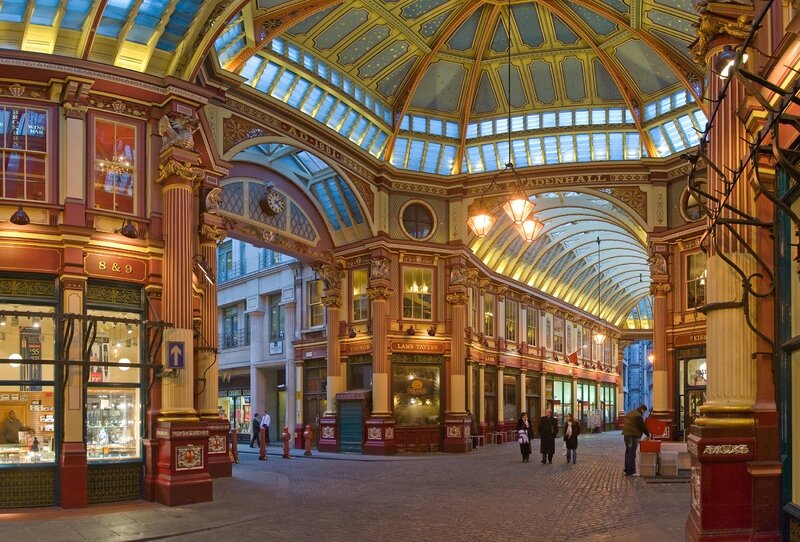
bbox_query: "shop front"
[576,380,598,431]
[600,383,617,431]
[546,376,573,434]
[525,372,541,423]
[217,374,251,442]
[392,352,443,452]
[676,345,707,438]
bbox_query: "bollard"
[282,426,291,459]
[230,428,239,464]
[303,424,313,456]
[259,426,267,461]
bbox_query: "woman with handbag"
[516,412,534,462]
[564,413,581,464]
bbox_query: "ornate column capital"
[369,257,391,281]
[689,7,752,65]
[156,158,205,186]
[446,293,468,306]
[367,285,392,300]
[321,294,342,308]
[62,102,88,119]
[199,224,227,244]
[650,282,672,295]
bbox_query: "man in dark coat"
[538,408,559,463]
[249,413,261,448]
[622,404,650,475]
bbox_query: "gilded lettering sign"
[85,253,146,281]
[391,341,445,354]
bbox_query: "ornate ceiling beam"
[78,0,108,60]
[224,0,344,74]
[455,4,500,174]
[563,259,646,309]
[538,0,654,157]
[568,0,704,110]
[384,0,485,162]
[111,0,145,70]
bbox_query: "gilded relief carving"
[157,159,205,186]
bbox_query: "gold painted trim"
[158,415,201,422]
[694,416,754,427]
[698,404,753,414]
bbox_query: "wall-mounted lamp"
[427,326,436,337]
[647,353,655,364]
[127,324,133,335]
[406,325,416,336]
[0,315,5,326]
[118,357,131,371]
[715,45,749,80]
[348,328,357,339]
[118,219,139,239]
[32,317,40,328]
[8,353,21,368]
[9,206,30,226]
[193,254,215,286]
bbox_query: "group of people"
[516,409,580,464]
[249,412,271,448]
[514,403,651,474]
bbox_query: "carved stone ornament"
[370,257,390,280]
[199,224,227,243]
[63,102,88,119]
[367,285,392,300]
[648,253,668,275]
[321,294,342,308]
[317,264,343,291]
[449,264,468,287]
[689,13,752,64]
[9,83,24,97]
[650,282,672,295]
[158,114,199,151]
[205,187,223,215]
[157,158,205,186]
[446,293,468,306]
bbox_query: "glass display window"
[0,306,56,383]
[392,363,441,426]
[0,104,49,202]
[0,386,56,464]
[86,388,140,461]
[503,373,518,421]
[92,117,138,214]
[87,310,142,384]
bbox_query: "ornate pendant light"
[466,0,538,239]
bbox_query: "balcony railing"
[219,330,250,350]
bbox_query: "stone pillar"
[152,147,212,506]
[317,264,343,453]
[284,301,297,447]
[497,367,505,430]
[650,277,672,436]
[572,377,578,427]
[479,364,486,434]
[686,5,780,538]
[520,371,527,414]
[442,262,469,453]
[60,277,88,508]
[364,255,396,455]
[540,373,547,421]
[197,224,231,478]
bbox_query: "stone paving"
[0,431,689,541]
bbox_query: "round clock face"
[261,190,285,216]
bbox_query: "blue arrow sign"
[167,341,184,369]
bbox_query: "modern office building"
[0,1,797,540]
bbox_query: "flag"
[568,351,578,365]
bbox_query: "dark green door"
[339,400,363,453]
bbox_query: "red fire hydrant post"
[282,426,291,459]
[303,424,313,456]
[259,426,267,461]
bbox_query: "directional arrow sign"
[167,341,184,369]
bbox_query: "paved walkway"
[0,431,689,541]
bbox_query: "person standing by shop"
[623,404,650,476]
[249,413,261,448]
[538,408,558,464]
[516,412,534,462]
[564,413,581,464]
[0,410,26,444]
[261,412,271,445]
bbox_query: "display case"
[86,388,140,460]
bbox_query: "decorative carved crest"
[159,114,199,151]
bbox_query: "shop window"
[505,300,517,343]
[393,363,440,426]
[402,267,432,320]
[0,104,48,202]
[0,305,56,464]
[503,374,518,421]
[348,356,372,390]
[483,293,495,337]
[352,268,368,322]
[308,280,324,327]
[526,307,537,346]
[686,252,707,310]
[93,118,137,214]
[85,310,142,461]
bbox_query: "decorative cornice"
[391,181,447,196]
[62,102,88,119]
[157,159,205,186]
[650,283,672,295]
[88,95,150,118]
[199,224,227,243]
[367,285,392,300]
[446,293,468,306]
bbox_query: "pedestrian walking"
[564,413,580,464]
[516,412,534,462]
[466,409,479,450]
[261,412,271,444]
[622,404,650,476]
[538,408,559,464]
[249,413,261,448]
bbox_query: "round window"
[401,202,435,240]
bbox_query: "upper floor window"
[483,293,495,337]
[221,306,238,348]
[401,202,435,240]
[553,317,564,354]
[93,118,136,214]
[505,299,518,343]
[686,252,706,310]
[269,294,284,342]
[526,307,537,346]
[352,268,368,321]
[308,280,324,327]
[218,241,233,282]
[0,105,47,202]
[402,267,432,320]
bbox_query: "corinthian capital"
[367,285,392,300]
[157,158,205,186]
[321,294,342,308]
[446,293,468,306]
[199,224,227,243]
[650,282,672,295]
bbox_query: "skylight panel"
[559,135,576,162]
[302,52,315,71]
[677,115,700,146]
[496,117,509,134]
[558,111,573,127]
[649,127,669,157]
[354,86,364,103]
[407,139,425,170]
[575,110,589,126]
[543,136,558,164]
[316,61,328,79]
[287,43,301,63]
[328,103,350,130]
[644,103,657,121]
[658,96,672,115]
[526,114,540,130]
[350,118,369,143]
[692,110,708,133]
[466,146,484,173]
[592,133,607,161]
[527,138,544,165]
[400,115,410,131]
[429,118,443,136]
[608,109,623,124]
[343,78,353,94]
[496,141,510,166]
[625,133,640,159]
[591,109,606,125]
[31,0,60,26]
[254,62,279,92]
[480,120,493,137]
[300,87,325,115]
[439,145,457,175]
[674,90,687,108]
[446,122,459,138]
[361,125,379,150]
[240,57,264,82]
[663,120,686,151]
[422,143,442,173]
[609,133,624,160]
[511,115,525,132]
[466,123,479,139]
[271,37,285,56]
[271,71,297,101]
[63,0,94,29]
[542,112,557,129]
[98,0,135,37]
[314,95,337,122]
[482,143,498,171]
[412,115,426,133]
[340,110,359,135]
[287,79,311,108]
[512,140,528,167]
[296,151,328,172]
[391,138,409,168]
[576,134,591,161]
[370,132,389,157]
[625,110,635,124]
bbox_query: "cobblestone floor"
[0,431,688,541]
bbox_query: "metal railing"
[218,330,250,350]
